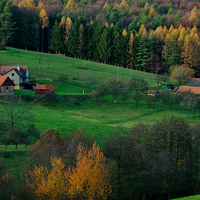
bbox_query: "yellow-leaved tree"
[26,157,67,199]
[119,0,129,9]
[122,28,127,37]
[39,8,48,52]
[39,8,49,29]
[128,33,134,69]
[148,5,156,17]
[138,24,146,35]
[103,2,109,12]
[65,17,73,48]
[181,34,198,69]
[64,0,76,10]
[26,143,112,200]
[189,6,199,26]
[37,1,45,11]
[18,0,35,10]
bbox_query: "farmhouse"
[175,86,200,95]
[0,76,15,95]
[0,65,30,90]
[34,84,56,95]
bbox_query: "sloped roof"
[34,84,56,90]
[188,78,200,86]
[0,66,27,76]
[0,76,15,86]
[176,86,200,94]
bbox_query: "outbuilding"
[34,84,56,95]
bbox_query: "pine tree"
[0,3,16,43]
[136,35,151,71]
[68,18,84,57]
[19,11,34,50]
[50,20,64,54]
[78,23,85,58]
[97,28,111,63]
[174,11,182,23]
[166,35,180,68]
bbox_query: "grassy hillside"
[0,47,169,91]
[171,195,200,200]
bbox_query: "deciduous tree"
[170,65,193,85]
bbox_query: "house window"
[6,87,8,90]
[12,73,15,76]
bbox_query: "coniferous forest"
[1,0,200,75]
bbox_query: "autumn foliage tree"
[67,143,112,199]
[26,143,112,200]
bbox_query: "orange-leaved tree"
[67,143,112,200]
[26,142,112,199]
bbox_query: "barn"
[34,84,56,95]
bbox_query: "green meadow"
[0,47,198,141]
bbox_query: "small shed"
[144,90,159,96]
[34,84,56,95]
[162,84,174,90]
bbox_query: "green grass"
[0,47,175,91]
[171,194,200,199]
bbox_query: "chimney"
[17,64,20,71]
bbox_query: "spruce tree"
[0,3,16,43]
[166,35,180,68]
[78,23,85,58]
[136,35,151,71]
[50,20,64,54]
[97,28,111,63]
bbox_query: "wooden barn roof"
[34,84,56,90]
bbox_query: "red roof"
[34,84,56,90]
[0,76,8,86]
[0,66,27,74]
[176,86,200,94]
[0,76,15,86]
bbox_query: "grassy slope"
[0,48,198,137]
[171,195,200,200]
[0,47,164,91]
